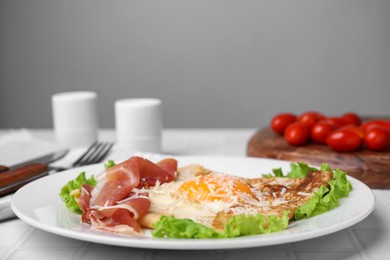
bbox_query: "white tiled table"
[1,129,389,260]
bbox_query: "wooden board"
[247,127,390,189]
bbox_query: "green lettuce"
[152,211,290,239]
[294,164,352,219]
[104,160,116,169]
[59,172,97,214]
[286,162,318,178]
[152,162,352,238]
[263,162,352,220]
[262,162,318,178]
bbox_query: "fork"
[0,141,113,220]
[2,141,113,192]
[71,141,113,167]
[54,141,114,171]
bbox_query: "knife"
[0,149,68,196]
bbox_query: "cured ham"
[77,156,177,234]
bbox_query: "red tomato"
[342,113,362,126]
[298,112,326,129]
[363,125,390,151]
[270,113,297,135]
[321,117,347,129]
[361,120,390,133]
[314,112,326,121]
[326,128,362,152]
[284,123,310,146]
[311,122,336,144]
[339,124,364,139]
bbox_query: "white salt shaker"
[52,91,98,148]
[115,98,162,153]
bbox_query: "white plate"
[11,156,375,250]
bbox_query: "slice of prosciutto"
[77,156,177,235]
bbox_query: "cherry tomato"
[339,124,364,139]
[270,113,297,135]
[363,125,390,151]
[342,113,362,126]
[321,117,347,129]
[284,123,310,146]
[361,120,390,133]
[311,122,336,144]
[298,112,326,129]
[326,128,362,152]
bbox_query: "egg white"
[135,164,265,228]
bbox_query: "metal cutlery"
[0,149,69,196]
[0,141,113,197]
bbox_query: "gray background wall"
[1,0,389,129]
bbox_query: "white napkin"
[0,129,60,166]
[0,195,14,220]
[0,129,61,221]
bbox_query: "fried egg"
[136,164,333,231]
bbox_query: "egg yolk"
[178,173,254,202]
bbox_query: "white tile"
[81,247,149,260]
[162,132,189,155]
[353,228,390,250]
[225,130,255,153]
[0,249,7,259]
[0,219,29,227]
[0,226,32,247]
[224,247,288,260]
[366,252,390,260]
[152,250,218,260]
[379,190,390,206]
[85,242,110,248]
[225,136,250,157]
[294,251,362,260]
[21,229,83,248]
[187,135,226,155]
[8,249,75,260]
[291,230,355,249]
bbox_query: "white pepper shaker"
[52,91,98,148]
[115,98,162,153]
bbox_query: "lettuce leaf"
[152,216,220,239]
[294,165,352,220]
[262,162,318,178]
[59,172,97,214]
[286,162,318,178]
[152,211,290,239]
[263,162,352,220]
[104,160,116,169]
